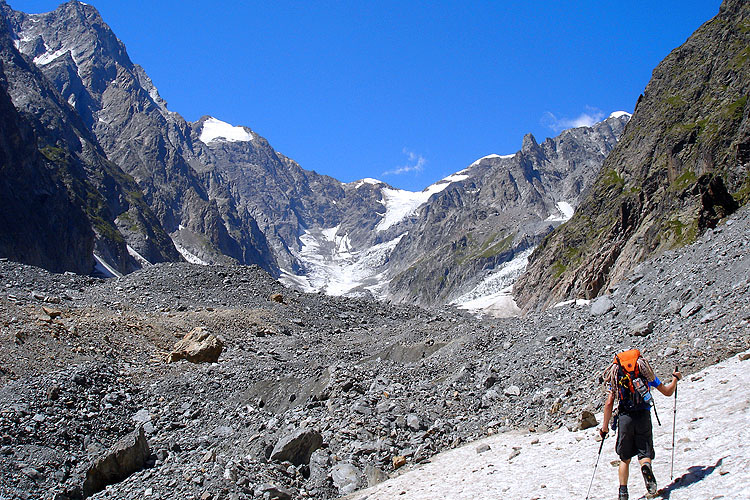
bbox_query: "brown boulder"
[167,327,224,363]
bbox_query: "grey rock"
[330,463,364,495]
[406,413,421,431]
[590,296,615,316]
[504,385,521,397]
[364,465,388,487]
[476,444,491,454]
[257,483,292,500]
[680,302,703,318]
[270,428,323,466]
[630,320,655,337]
[82,425,150,497]
[578,410,598,430]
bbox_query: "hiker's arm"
[600,391,615,437]
[655,370,682,396]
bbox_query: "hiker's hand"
[599,427,608,439]
[673,370,682,381]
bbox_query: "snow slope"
[376,171,469,231]
[199,117,254,143]
[348,351,750,500]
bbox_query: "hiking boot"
[618,485,629,500]
[641,462,658,496]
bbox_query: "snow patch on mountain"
[451,248,533,317]
[546,201,575,222]
[377,172,470,231]
[126,245,152,267]
[350,350,750,500]
[280,227,404,297]
[199,117,254,144]
[93,254,122,278]
[350,178,383,189]
[173,242,209,265]
[33,48,69,66]
[470,153,515,167]
[609,110,632,119]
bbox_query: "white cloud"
[383,149,427,176]
[542,106,605,132]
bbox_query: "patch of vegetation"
[665,95,686,108]
[733,174,750,205]
[602,169,625,188]
[670,170,697,192]
[664,217,699,248]
[723,96,747,121]
[551,260,567,279]
[478,234,513,259]
[39,146,68,164]
[116,211,141,233]
[731,47,750,70]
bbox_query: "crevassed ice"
[376,171,470,232]
[199,117,254,144]
[451,248,533,317]
[173,242,209,265]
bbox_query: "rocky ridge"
[0,201,747,499]
[515,0,750,311]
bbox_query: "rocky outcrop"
[514,0,750,311]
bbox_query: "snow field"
[199,117,253,144]
[349,351,750,500]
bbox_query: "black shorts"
[616,410,655,461]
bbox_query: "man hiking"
[599,349,681,500]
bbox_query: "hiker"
[598,349,682,500]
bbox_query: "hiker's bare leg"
[619,459,631,486]
[639,457,652,468]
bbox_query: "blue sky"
[13,1,722,191]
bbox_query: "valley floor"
[348,351,750,500]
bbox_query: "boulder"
[167,327,224,363]
[680,301,703,318]
[257,483,292,500]
[392,455,406,469]
[331,463,364,495]
[270,428,323,466]
[364,465,388,487]
[82,426,150,498]
[308,449,331,489]
[630,320,654,337]
[269,293,284,303]
[504,385,521,397]
[590,296,615,316]
[578,410,598,430]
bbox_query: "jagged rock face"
[386,116,628,306]
[0,61,93,274]
[4,0,275,271]
[514,0,750,312]
[0,7,179,274]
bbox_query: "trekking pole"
[585,433,606,500]
[670,365,679,480]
